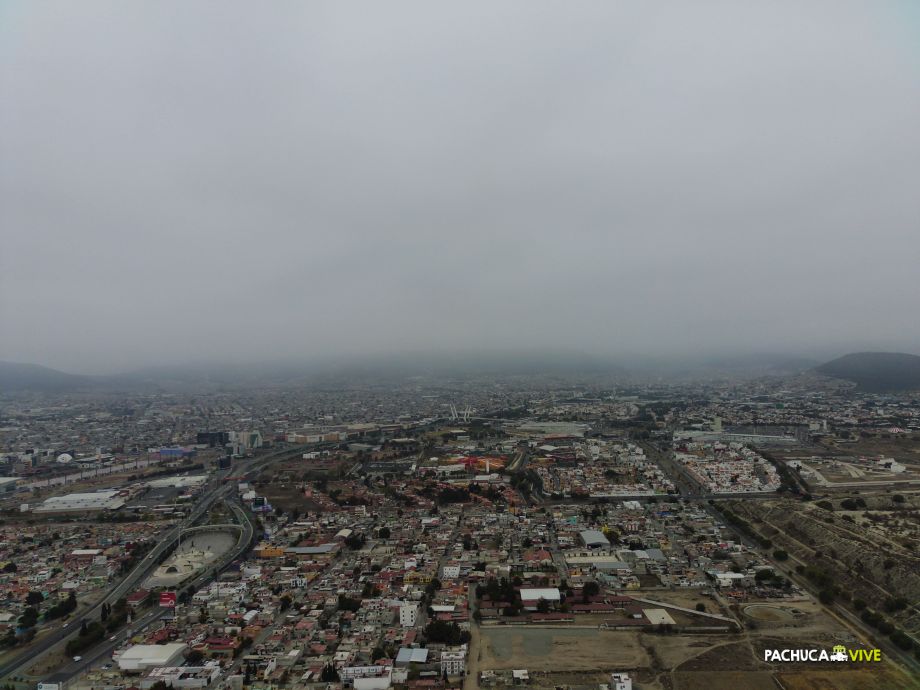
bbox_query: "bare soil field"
[645,635,724,669]
[820,435,920,464]
[258,483,327,513]
[677,641,757,671]
[777,667,920,690]
[478,627,647,671]
[673,670,776,690]
[808,459,920,485]
[634,589,722,613]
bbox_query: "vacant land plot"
[674,671,776,690]
[478,628,647,671]
[645,635,722,670]
[821,435,920,464]
[677,641,757,671]
[634,589,722,613]
[777,668,920,690]
[258,483,327,513]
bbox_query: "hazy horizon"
[3,2,920,374]
[2,347,912,380]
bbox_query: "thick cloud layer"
[2,2,919,373]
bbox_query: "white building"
[609,672,632,690]
[519,587,561,610]
[399,602,418,627]
[34,490,125,513]
[440,650,466,676]
[116,643,187,672]
[140,663,221,689]
[340,665,392,690]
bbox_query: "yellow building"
[404,570,433,585]
[255,543,284,559]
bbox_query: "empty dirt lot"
[777,667,920,690]
[478,627,647,671]
[674,671,776,690]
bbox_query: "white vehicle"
[72,656,82,662]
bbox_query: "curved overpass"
[1,442,289,682]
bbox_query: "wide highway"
[0,444,294,682]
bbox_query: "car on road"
[73,656,82,662]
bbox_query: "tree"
[425,578,442,597]
[582,581,600,601]
[25,591,44,606]
[18,608,38,629]
[884,597,908,613]
[378,526,391,539]
[320,664,339,682]
[890,629,913,651]
[185,649,205,664]
[1,562,16,573]
[337,594,361,612]
[535,598,550,614]
[772,549,788,561]
[695,603,706,612]
[344,533,366,550]
[425,620,470,645]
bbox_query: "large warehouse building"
[579,529,611,549]
[33,490,125,513]
[116,643,188,672]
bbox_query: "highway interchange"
[0,445,306,684]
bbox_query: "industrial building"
[116,643,188,672]
[147,475,208,489]
[579,529,610,549]
[395,647,428,666]
[33,490,125,513]
[519,587,561,611]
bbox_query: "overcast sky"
[2,1,919,374]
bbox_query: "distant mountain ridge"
[0,352,626,393]
[814,352,920,392]
[6,351,901,393]
[0,361,95,392]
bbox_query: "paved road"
[43,498,258,684]
[0,444,291,682]
[0,485,232,681]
